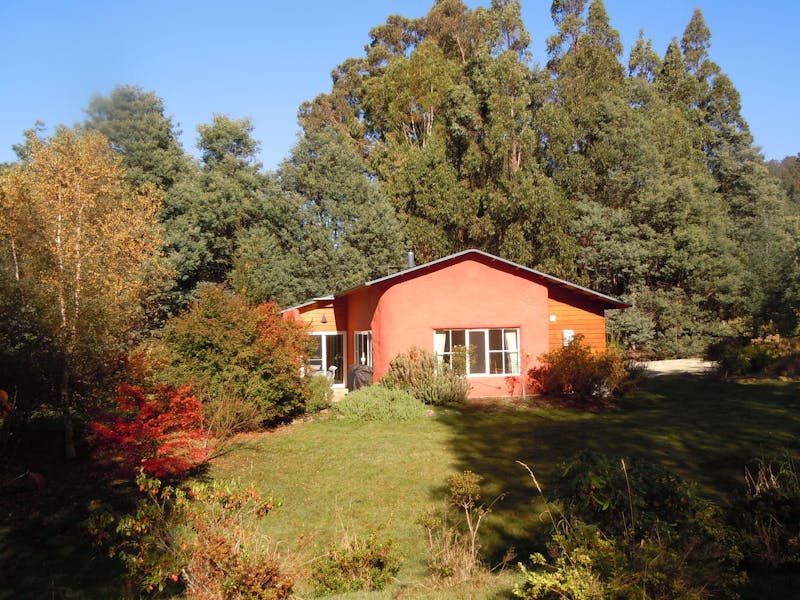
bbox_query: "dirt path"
[643,358,715,376]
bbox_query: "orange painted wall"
[367,255,550,398]
[547,288,607,351]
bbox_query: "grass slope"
[211,375,800,596]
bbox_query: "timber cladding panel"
[547,288,607,351]
[297,303,339,333]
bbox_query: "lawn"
[210,374,800,597]
[2,374,799,598]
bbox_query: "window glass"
[434,328,519,376]
[468,330,486,374]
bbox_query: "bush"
[90,383,209,478]
[707,334,800,377]
[734,451,800,567]
[313,531,401,594]
[381,347,468,405]
[419,471,501,586]
[304,375,333,414]
[335,385,426,422]
[528,336,629,402]
[147,285,314,434]
[88,472,291,598]
[522,451,746,599]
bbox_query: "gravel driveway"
[642,358,716,376]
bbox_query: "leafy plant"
[734,451,800,567]
[88,471,290,598]
[334,385,426,422]
[528,335,629,402]
[90,383,209,478]
[419,471,504,585]
[147,285,314,433]
[313,530,401,594]
[381,347,468,405]
[520,452,746,599]
[304,374,333,414]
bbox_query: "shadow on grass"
[0,417,126,599]
[436,375,800,565]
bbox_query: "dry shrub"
[528,335,629,402]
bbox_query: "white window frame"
[433,328,521,376]
[309,331,346,387]
[354,331,373,367]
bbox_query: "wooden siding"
[547,288,607,351]
[296,302,340,332]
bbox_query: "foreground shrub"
[381,347,468,405]
[89,471,291,598]
[515,454,745,599]
[147,285,314,434]
[90,383,209,478]
[734,451,800,567]
[304,374,333,413]
[707,334,800,377]
[419,471,505,586]
[335,386,425,422]
[313,531,401,594]
[528,335,629,402]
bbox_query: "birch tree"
[0,127,164,458]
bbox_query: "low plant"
[419,471,504,586]
[88,471,290,598]
[733,451,800,567]
[381,347,468,405]
[335,385,426,422]
[514,455,745,600]
[707,334,800,377]
[90,383,210,478]
[304,375,333,414]
[312,530,401,594]
[528,335,629,402]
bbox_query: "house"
[283,249,629,398]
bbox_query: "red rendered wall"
[359,255,550,398]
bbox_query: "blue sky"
[1,1,797,169]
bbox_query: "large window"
[309,332,345,385]
[434,328,520,376]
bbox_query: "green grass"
[3,375,800,597]
[210,375,800,597]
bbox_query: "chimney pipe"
[407,251,415,268]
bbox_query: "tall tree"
[164,115,267,305]
[84,85,189,191]
[0,128,164,457]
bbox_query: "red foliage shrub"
[91,383,209,478]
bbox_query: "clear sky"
[1,1,797,170]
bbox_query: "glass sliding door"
[309,332,345,385]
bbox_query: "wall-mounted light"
[321,314,328,324]
[549,314,557,322]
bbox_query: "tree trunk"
[60,365,76,459]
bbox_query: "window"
[562,329,574,347]
[434,328,520,376]
[309,332,345,385]
[354,331,373,367]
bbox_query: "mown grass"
[211,375,800,597]
[2,375,799,597]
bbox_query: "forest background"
[1,0,799,448]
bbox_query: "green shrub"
[313,531,401,594]
[734,451,800,567]
[88,471,291,598]
[708,334,800,377]
[528,336,629,402]
[304,375,333,414]
[533,451,746,599]
[335,385,426,422]
[381,347,468,405]
[419,471,500,586]
[146,285,314,433]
